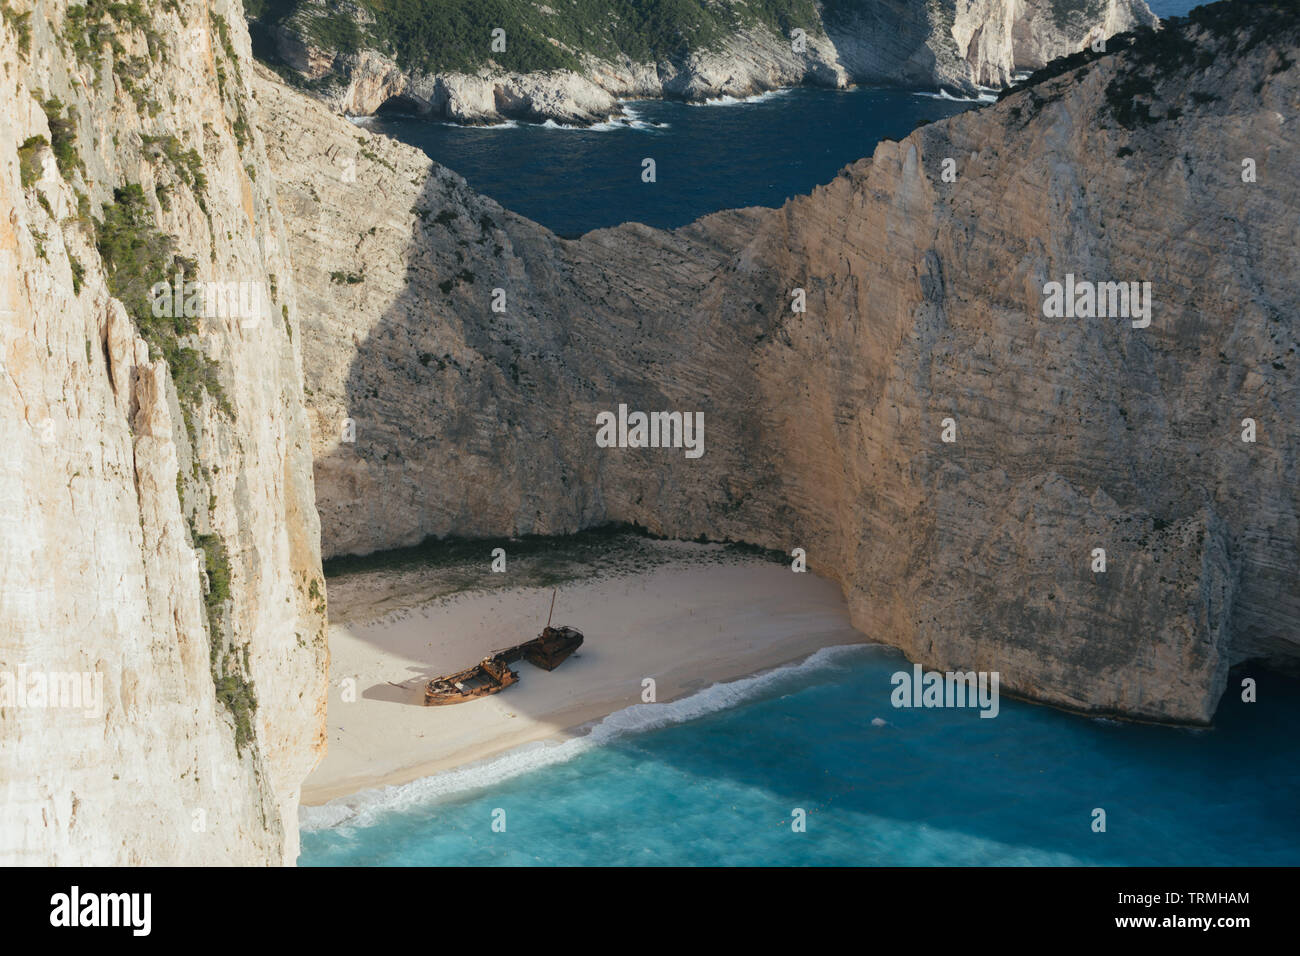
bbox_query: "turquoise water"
[300,645,1300,866]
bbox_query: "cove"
[358,87,978,236]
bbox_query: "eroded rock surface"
[1,0,327,864]
[263,6,1298,725]
[260,0,1155,122]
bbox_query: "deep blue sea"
[1149,0,1207,15]
[361,87,977,235]
[301,645,1300,865]
[356,1,1217,237]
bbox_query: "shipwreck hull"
[522,626,585,671]
[424,658,519,705]
[423,626,584,705]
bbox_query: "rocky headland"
[252,0,1157,123]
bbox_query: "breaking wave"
[687,88,793,107]
[536,105,664,131]
[912,88,998,104]
[299,642,874,833]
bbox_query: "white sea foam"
[300,642,876,832]
[444,118,521,129]
[372,114,524,129]
[536,107,662,132]
[688,88,792,107]
[619,105,664,130]
[363,103,663,133]
[913,89,998,104]
[539,118,591,130]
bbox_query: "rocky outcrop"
[259,0,1155,123]
[1,0,327,863]
[1011,0,1156,71]
[262,2,1299,726]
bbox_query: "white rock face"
[1,0,327,864]
[1008,0,1158,73]
[270,0,1154,122]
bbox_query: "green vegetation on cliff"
[1,2,32,55]
[1000,0,1298,129]
[93,184,232,421]
[95,181,259,753]
[17,135,45,189]
[193,527,259,753]
[40,98,84,181]
[247,0,823,76]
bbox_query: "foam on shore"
[300,546,865,809]
[301,642,872,832]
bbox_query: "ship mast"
[546,588,556,630]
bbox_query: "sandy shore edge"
[301,549,863,808]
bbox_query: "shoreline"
[345,81,997,132]
[300,546,864,807]
[300,637,842,807]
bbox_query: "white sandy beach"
[301,546,864,805]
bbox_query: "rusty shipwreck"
[424,590,584,705]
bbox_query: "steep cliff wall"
[1,0,327,863]
[826,0,1151,89]
[264,2,1298,725]
[254,0,1155,122]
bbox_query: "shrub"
[41,99,84,180]
[18,135,46,189]
[94,184,232,420]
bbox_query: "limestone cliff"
[1,0,327,863]
[254,0,1155,123]
[264,1,1298,726]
